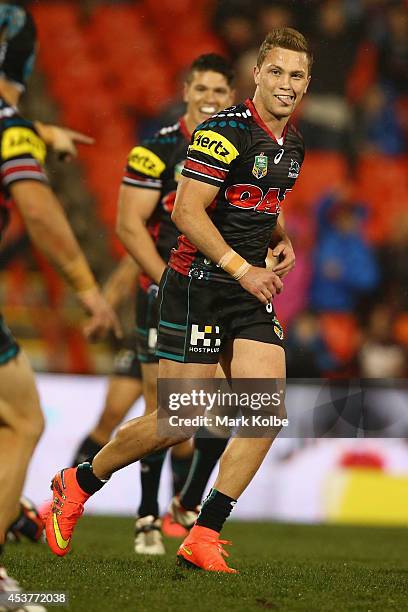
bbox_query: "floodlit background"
[1,0,407,523]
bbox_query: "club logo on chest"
[252,152,268,179]
[288,159,300,178]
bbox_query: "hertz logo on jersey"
[2,127,46,163]
[128,146,166,178]
[189,130,239,164]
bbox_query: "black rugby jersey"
[0,98,48,241]
[169,99,304,278]
[122,117,191,290]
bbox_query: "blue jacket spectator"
[310,190,380,312]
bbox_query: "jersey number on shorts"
[225,184,291,215]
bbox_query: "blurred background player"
[0,3,119,601]
[116,53,235,554]
[71,254,143,467]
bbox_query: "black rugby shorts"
[135,283,160,364]
[156,267,284,364]
[112,334,142,379]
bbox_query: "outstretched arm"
[10,180,121,339]
[34,121,94,160]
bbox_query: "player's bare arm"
[102,254,139,310]
[34,121,94,160]
[172,176,282,304]
[270,212,295,278]
[10,180,121,339]
[116,185,166,284]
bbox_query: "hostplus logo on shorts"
[189,324,221,353]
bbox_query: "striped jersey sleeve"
[0,124,48,188]
[122,142,166,191]
[182,120,242,187]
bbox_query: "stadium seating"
[291,152,348,207]
[319,313,361,363]
[31,0,224,262]
[394,313,408,349]
[355,156,408,242]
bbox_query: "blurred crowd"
[280,188,408,379]
[215,0,408,160]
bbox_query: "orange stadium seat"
[30,3,78,29]
[4,261,29,307]
[33,0,224,259]
[394,314,408,349]
[319,313,361,363]
[38,38,90,78]
[346,42,378,103]
[117,63,175,114]
[146,0,206,24]
[291,152,348,208]
[86,4,151,49]
[356,155,408,242]
[65,326,92,374]
[49,64,102,104]
[31,252,64,308]
[167,33,225,71]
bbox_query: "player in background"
[0,4,119,600]
[71,254,143,467]
[46,27,307,572]
[116,54,235,553]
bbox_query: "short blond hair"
[257,27,313,73]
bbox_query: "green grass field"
[4,517,407,612]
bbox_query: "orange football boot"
[177,525,238,573]
[45,468,90,556]
[162,512,188,538]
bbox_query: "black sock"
[8,501,42,542]
[196,488,236,533]
[171,455,192,496]
[71,435,103,467]
[138,450,166,518]
[75,461,107,495]
[180,431,228,510]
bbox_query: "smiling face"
[184,70,235,128]
[254,46,310,120]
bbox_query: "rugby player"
[116,54,235,553]
[0,4,119,598]
[46,28,310,573]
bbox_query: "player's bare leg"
[135,362,191,555]
[70,375,143,468]
[178,340,285,572]
[0,352,44,542]
[93,361,215,478]
[135,362,167,553]
[169,362,229,529]
[45,360,215,556]
[213,340,285,498]
[89,376,143,446]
